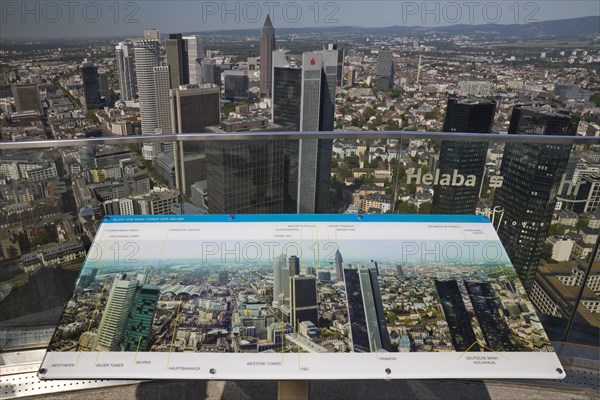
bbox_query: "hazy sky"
[1,1,599,40]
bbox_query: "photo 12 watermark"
[1,1,140,24]
[200,1,340,24]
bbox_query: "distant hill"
[196,16,600,38]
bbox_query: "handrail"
[1,131,599,149]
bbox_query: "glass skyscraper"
[493,106,578,290]
[431,96,496,214]
[434,279,479,352]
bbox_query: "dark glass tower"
[289,255,300,276]
[123,284,160,351]
[376,50,395,90]
[259,14,276,98]
[344,266,392,352]
[166,33,189,89]
[335,250,344,282]
[431,97,496,215]
[206,139,284,214]
[492,106,578,290]
[272,50,337,213]
[464,281,516,351]
[434,279,479,352]
[81,64,102,109]
[290,275,319,328]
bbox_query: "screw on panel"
[385,368,391,375]
[38,368,47,375]
[556,368,564,374]
[209,368,216,375]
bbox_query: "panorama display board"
[40,214,565,380]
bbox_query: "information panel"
[40,214,565,380]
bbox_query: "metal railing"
[2,130,600,149]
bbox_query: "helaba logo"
[407,169,504,188]
[310,57,316,65]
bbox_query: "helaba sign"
[407,169,504,188]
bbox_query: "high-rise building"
[170,84,220,133]
[344,265,392,352]
[152,66,172,134]
[224,71,249,101]
[327,43,344,88]
[431,97,497,215]
[289,255,300,276]
[183,36,204,85]
[434,279,479,352]
[290,275,318,328]
[81,63,102,109]
[272,255,289,307]
[272,49,337,213]
[98,73,112,105]
[200,59,221,86]
[493,106,578,290]
[12,83,42,114]
[115,42,137,101]
[123,284,160,351]
[465,281,516,351]
[335,250,344,282]
[376,50,395,90]
[134,39,161,134]
[259,14,276,98]
[95,274,138,351]
[166,34,189,89]
[205,138,284,214]
[396,265,404,278]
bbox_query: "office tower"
[115,42,137,101]
[335,250,344,282]
[289,255,300,276]
[170,84,220,133]
[81,63,102,109]
[152,66,173,134]
[224,71,249,101]
[297,50,337,213]
[431,97,496,215]
[200,59,221,86]
[134,39,161,134]
[290,275,319,328]
[434,279,479,352]
[184,36,204,84]
[376,50,395,90]
[259,14,276,98]
[493,106,578,290]
[123,284,160,351]
[144,29,160,40]
[98,73,111,105]
[95,274,137,351]
[465,281,515,351]
[344,265,392,352]
[272,255,289,307]
[12,83,42,114]
[396,265,404,278]
[327,43,344,88]
[166,34,189,89]
[79,267,99,287]
[272,51,302,130]
[206,139,284,214]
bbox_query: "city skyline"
[2,2,599,40]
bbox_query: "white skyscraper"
[272,255,289,308]
[94,275,137,351]
[152,65,172,134]
[133,39,161,134]
[115,42,137,101]
[183,36,204,85]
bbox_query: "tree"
[418,202,432,214]
[346,154,360,169]
[576,216,590,230]
[548,224,566,236]
[397,202,417,214]
[541,243,554,263]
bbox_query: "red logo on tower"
[310,58,316,65]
